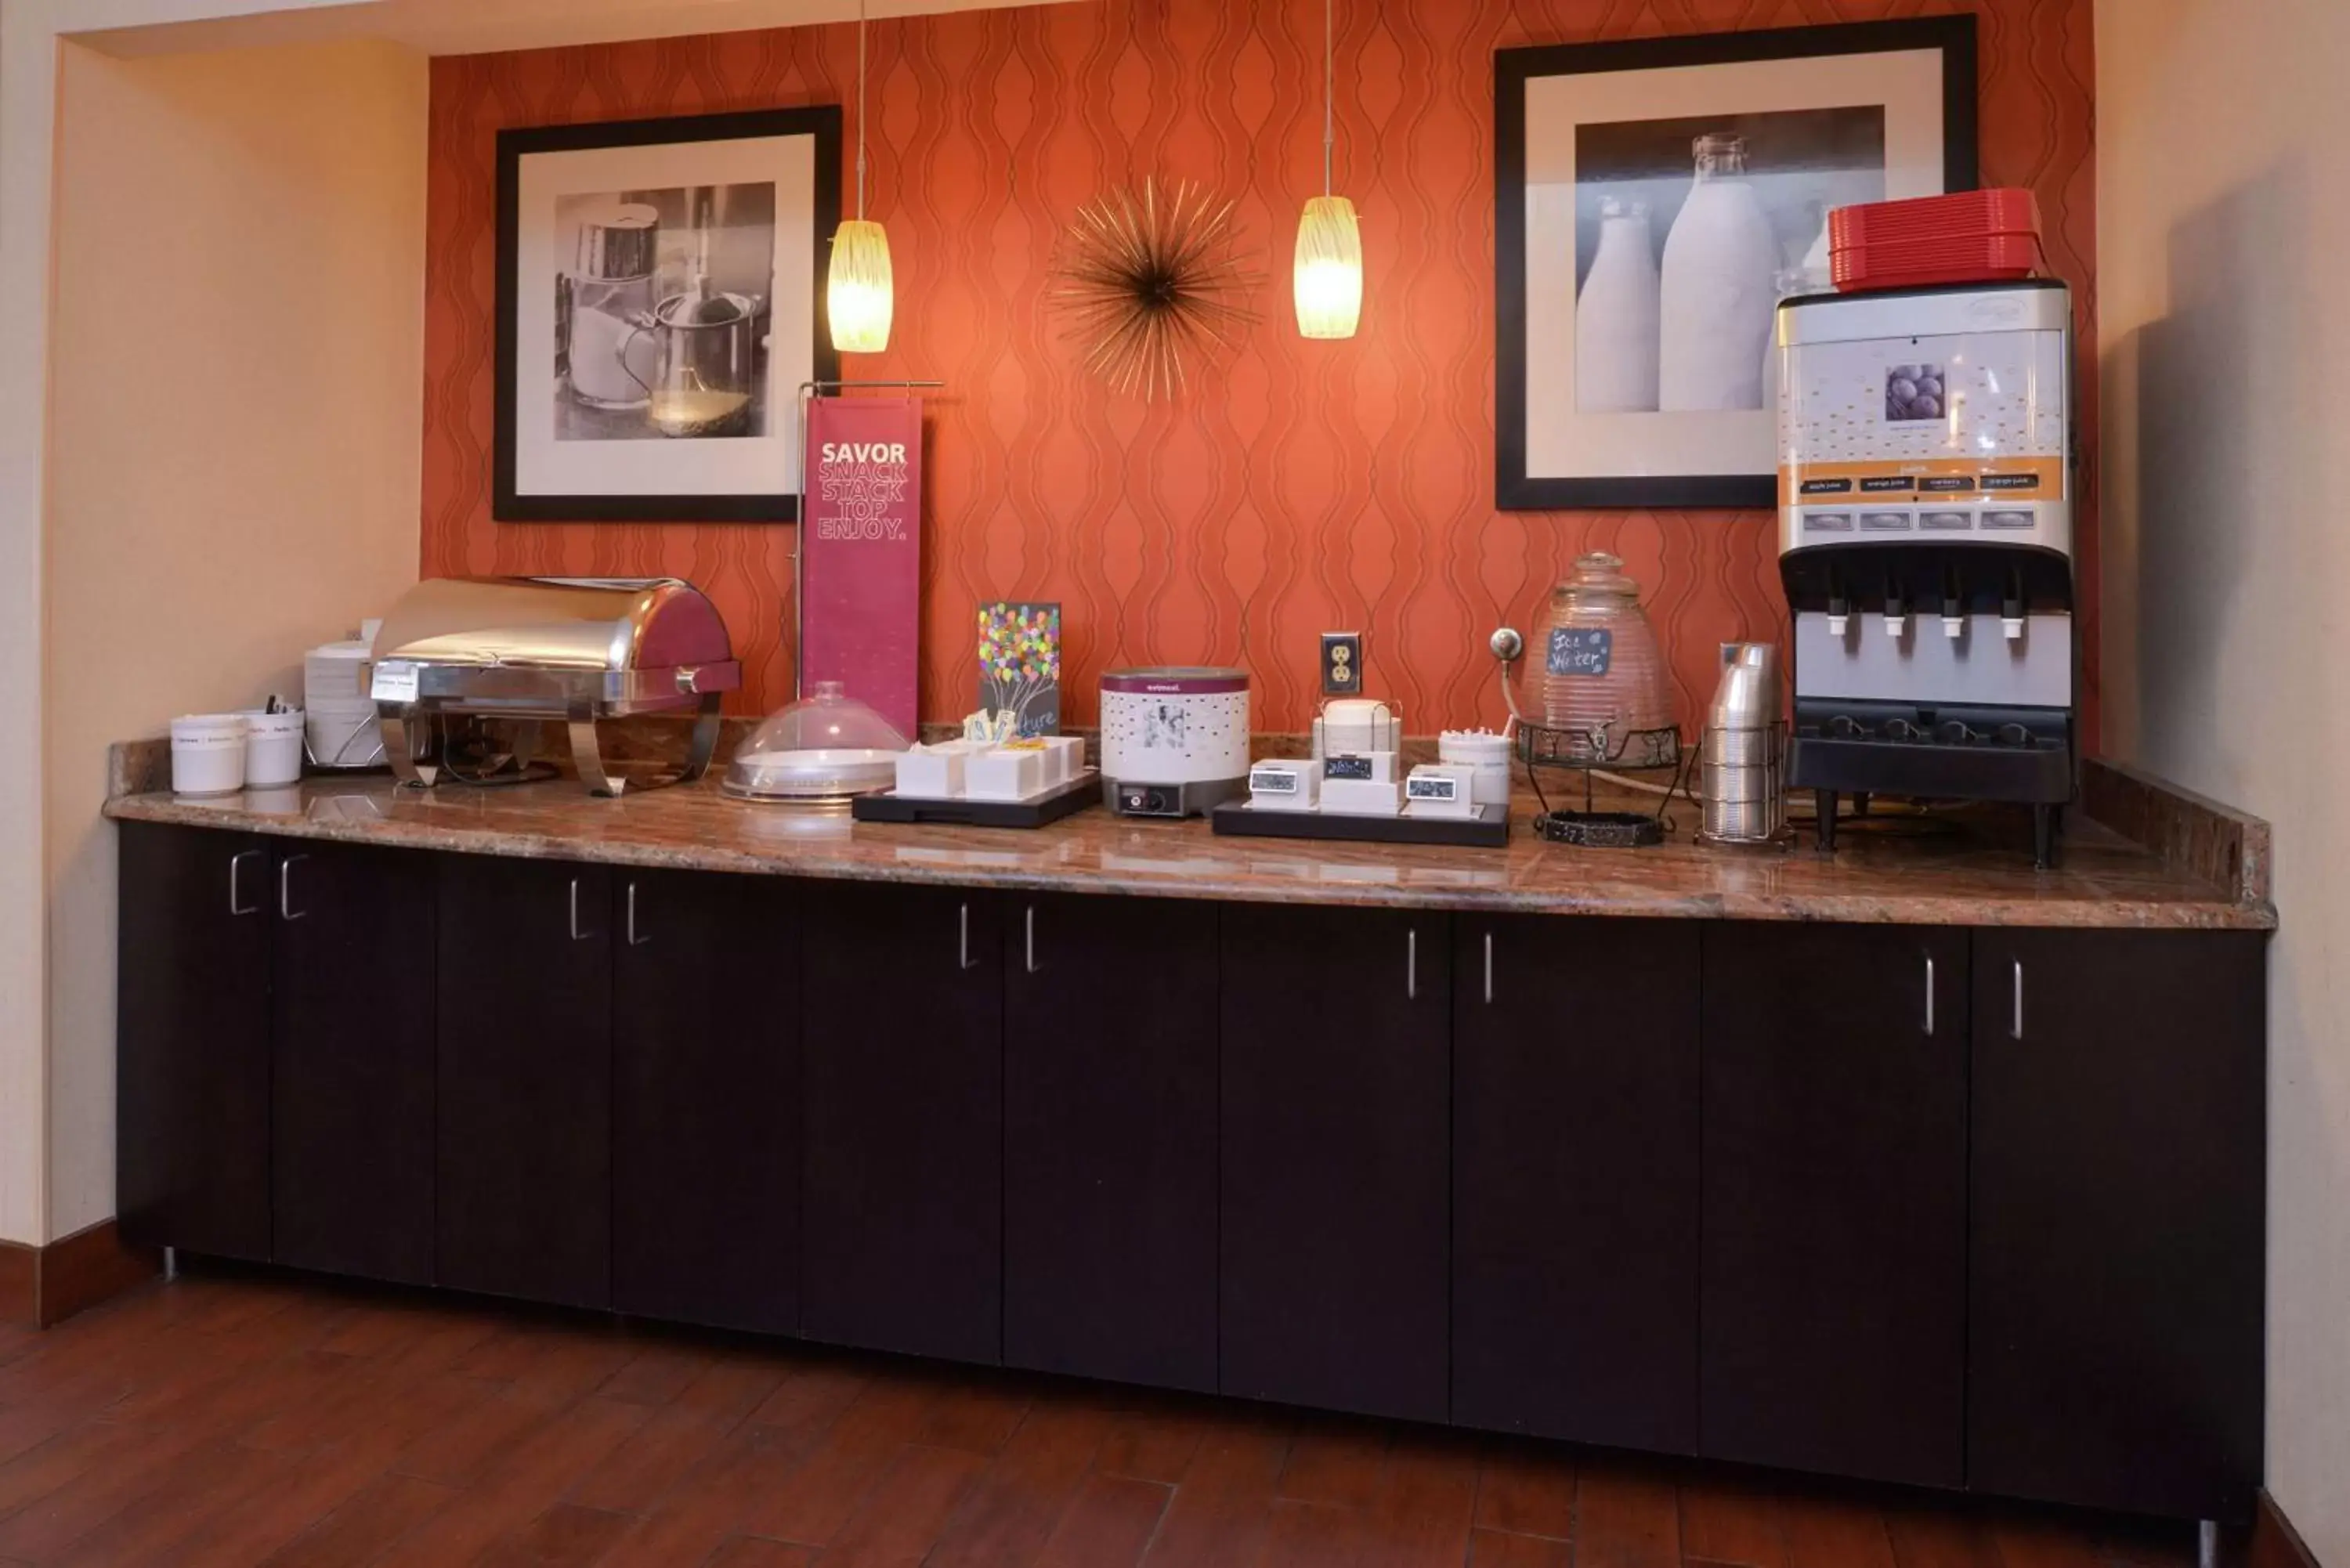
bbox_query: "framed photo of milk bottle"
[1495,19,1976,509]
[492,107,842,522]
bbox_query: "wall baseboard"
[0,1219,160,1328]
[2255,1491,2326,1568]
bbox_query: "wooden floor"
[0,1266,2205,1568]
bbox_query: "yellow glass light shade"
[1293,194,1362,339]
[828,219,894,353]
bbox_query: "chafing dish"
[369,576,740,796]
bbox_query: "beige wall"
[2098,0,2349,1556]
[42,34,428,1237]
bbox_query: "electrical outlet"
[1321,632,1364,696]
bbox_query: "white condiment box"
[1404,764,1479,820]
[1038,735,1085,785]
[965,745,1049,801]
[895,741,974,799]
[1320,775,1404,817]
[1248,761,1320,811]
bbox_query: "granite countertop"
[102,763,2275,930]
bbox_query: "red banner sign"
[801,396,923,737]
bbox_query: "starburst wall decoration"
[1050,179,1262,402]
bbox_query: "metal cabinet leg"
[2198,1520,2220,1568]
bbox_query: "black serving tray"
[1209,800,1510,849]
[851,770,1101,829]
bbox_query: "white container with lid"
[243,709,306,788]
[1316,698,1398,757]
[171,714,248,797]
[1439,729,1513,807]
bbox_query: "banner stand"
[793,379,945,723]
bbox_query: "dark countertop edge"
[100,792,2280,933]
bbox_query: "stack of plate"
[304,638,383,768]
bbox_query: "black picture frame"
[494,106,844,523]
[1495,18,1979,511]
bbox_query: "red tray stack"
[1828,188,2044,291]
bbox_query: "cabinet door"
[271,840,436,1284]
[116,822,273,1262]
[1970,929,2265,1521]
[1700,923,1969,1488]
[1004,894,1217,1392]
[1453,916,1701,1452]
[436,854,612,1309]
[1220,902,1450,1423]
[802,880,1002,1363]
[612,869,800,1335]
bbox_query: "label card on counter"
[1545,627,1613,677]
[1324,755,1375,781]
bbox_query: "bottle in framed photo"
[1658,133,1779,412]
[1574,198,1661,413]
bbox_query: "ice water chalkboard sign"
[1546,627,1614,677]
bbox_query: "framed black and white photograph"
[1495,19,1976,510]
[494,107,841,522]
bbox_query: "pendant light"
[828,0,893,353]
[1294,0,1362,339]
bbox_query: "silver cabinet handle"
[960,901,978,970]
[1407,928,1418,1001]
[1924,954,1935,1036]
[569,877,592,941]
[2012,959,2024,1039]
[228,849,263,916]
[279,854,310,922]
[627,882,649,947]
[1025,905,1039,975]
[1484,931,1495,1006]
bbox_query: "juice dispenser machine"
[1777,280,2077,868]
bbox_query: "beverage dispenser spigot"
[1940,571,1966,639]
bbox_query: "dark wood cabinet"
[1452,916,1701,1452]
[801,880,1003,1363]
[269,840,436,1285]
[435,854,613,1310]
[117,822,273,1263]
[611,868,800,1335]
[115,815,2272,1526]
[1003,893,1217,1392]
[1220,901,1450,1423]
[1969,929,2266,1521]
[1699,923,1969,1489]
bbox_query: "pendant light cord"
[1321,0,1334,196]
[856,0,869,222]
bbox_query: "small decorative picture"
[1495,19,1978,509]
[977,602,1062,737]
[494,107,842,522]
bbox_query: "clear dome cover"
[722,681,909,803]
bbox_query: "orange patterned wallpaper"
[422,0,2097,737]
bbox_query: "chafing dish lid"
[372,576,733,673]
